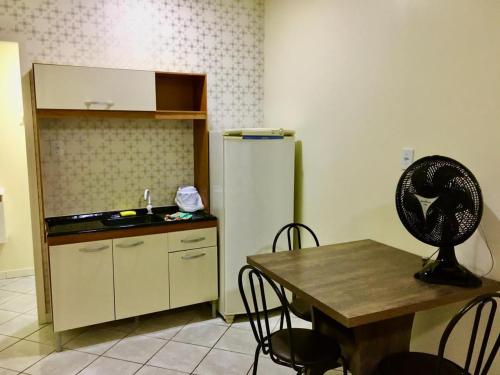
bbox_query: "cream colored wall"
[0,42,34,276]
[265,0,499,371]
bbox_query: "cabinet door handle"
[116,241,144,248]
[84,100,114,109]
[181,236,206,244]
[79,245,109,252]
[181,252,206,260]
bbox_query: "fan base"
[415,247,482,288]
[415,260,482,288]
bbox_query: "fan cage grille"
[396,156,482,247]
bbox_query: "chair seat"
[270,328,340,367]
[290,297,312,322]
[376,351,468,375]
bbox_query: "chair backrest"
[437,292,499,375]
[272,223,320,252]
[238,264,300,370]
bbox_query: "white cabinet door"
[34,64,156,111]
[168,228,217,252]
[169,247,218,309]
[50,240,114,332]
[113,234,169,319]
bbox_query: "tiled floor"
[0,276,347,374]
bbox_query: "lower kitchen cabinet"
[169,246,218,309]
[113,234,170,319]
[49,228,218,333]
[49,240,115,332]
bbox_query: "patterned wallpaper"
[0,0,264,216]
[0,0,264,130]
[40,118,193,217]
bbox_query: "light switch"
[401,148,414,169]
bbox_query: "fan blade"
[442,214,461,241]
[424,207,441,235]
[411,165,438,197]
[432,165,463,193]
[402,193,425,223]
[433,188,475,216]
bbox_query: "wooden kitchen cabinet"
[169,246,218,309]
[30,63,212,326]
[33,64,156,111]
[49,227,217,338]
[113,234,170,319]
[49,240,114,332]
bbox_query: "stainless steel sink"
[101,213,164,227]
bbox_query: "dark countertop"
[46,206,217,237]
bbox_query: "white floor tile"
[1,279,35,294]
[290,317,312,330]
[214,327,257,355]
[24,325,83,347]
[231,313,281,333]
[0,291,20,306]
[23,349,96,375]
[133,315,187,341]
[0,340,53,372]
[148,341,209,373]
[104,334,166,364]
[0,315,45,339]
[64,328,127,355]
[193,348,253,375]
[22,309,37,318]
[188,307,230,327]
[172,322,227,347]
[79,356,142,375]
[0,295,37,314]
[0,368,19,374]
[0,335,19,351]
[100,318,137,333]
[0,311,19,326]
[135,365,188,375]
[0,279,18,289]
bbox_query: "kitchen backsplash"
[40,118,193,217]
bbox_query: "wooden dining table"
[247,239,500,375]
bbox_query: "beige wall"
[0,41,34,276]
[265,0,499,370]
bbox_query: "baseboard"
[0,267,35,279]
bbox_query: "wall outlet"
[401,148,414,169]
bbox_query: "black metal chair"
[272,223,320,323]
[238,264,347,375]
[375,293,500,375]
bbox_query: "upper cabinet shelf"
[33,64,207,120]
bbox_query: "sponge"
[119,210,137,217]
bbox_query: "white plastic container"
[175,186,204,212]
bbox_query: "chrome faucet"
[144,189,153,214]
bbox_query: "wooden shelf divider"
[37,109,207,121]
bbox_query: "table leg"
[311,308,414,375]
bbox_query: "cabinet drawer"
[49,240,114,332]
[113,234,169,319]
[168,228,217,252]
[34,64,156,111]
[169,247,218,308]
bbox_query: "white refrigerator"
[209,129,295,322]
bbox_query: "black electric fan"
[395,155,483,288]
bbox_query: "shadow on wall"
[477,205,499,278]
